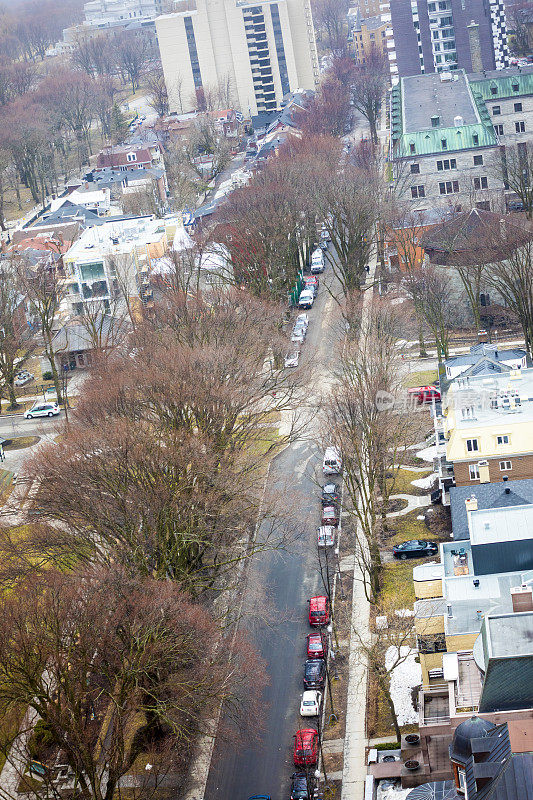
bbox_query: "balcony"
[454,654,482,713]
[419,684,450,727]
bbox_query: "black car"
[393,539,438,560]
[291,773,312,800]
[303,658,326,689]
[321,483,340,506]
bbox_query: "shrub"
[374,741,400,751]
[42,372,53,382]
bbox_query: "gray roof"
[402,72,479,134]
[450,480,533,541]
[34,203,148,229]
[52,318,117,353]
[251,111,279,131]
[445,345,527,369]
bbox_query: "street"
[204,265,343,800]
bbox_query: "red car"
[407,385,441,405]
[308,595,330,627]
[321,505,339,527]
[304,275,319,291]
[293,729,319,767]
[307,631,327,658]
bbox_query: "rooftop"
[450,479,533,541]
[469,64,533,100]
[446,345,527,370]
[469,504,533,547]
[64,216,178,261]
[391,70,498,156]
[484,611,533,660]
[446,367,533,430]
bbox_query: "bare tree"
[485,236,533,357]
[17,255,67,404]
[0,564,262,800]
[0,264,33,409]
[404,265,459,364]
[146,67,169,118]
[113,30,156,94]
[349,46,389,144]
[492,141,533,218]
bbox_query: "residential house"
[95,144,163,172]
[410,501,533,784]
[49,316,124,372]
[391,66,533,211]
[449,477,533,540]
[48,188,111,218]
[349,10,390,64]
[60,216,185,320]
[435,367,533,487]
[443,344,527,386]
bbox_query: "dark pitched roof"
[420,209,532,266]
[484,754,533,800]
[450,479,533,540]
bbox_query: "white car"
[291,322,307,344]
[284,350,300,368]
[300,690,322,717]
[295,313,309,329]
[318,525,335,548]
[24,402,60,419]
[311,248,325,274]
[14,372,34,386]
[298,290,315,310]
[323,447,342,475]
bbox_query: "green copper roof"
[393,123,497,157]
[470,71,533,100]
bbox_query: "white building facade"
[156,0,319,116]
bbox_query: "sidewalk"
[340,249,376,800]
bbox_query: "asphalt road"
[204,265,342,800]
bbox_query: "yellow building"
[437,368,533,487]
[350,11,389,63]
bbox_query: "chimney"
[465,494,478,512]
[503,475,511,493]
[511,584,533,613]
[467,20,483,73]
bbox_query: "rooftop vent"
[454,115,463,127]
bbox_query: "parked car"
[407,385,441,405]
[14,371,34,386]
[24,402,60,419]
[308,595,330,626]
[323,447,342,475]
[291,321,308,343]
[393,539,439,560]
[295,313,309,329]
[285,350,300,368]
[293,729,319,766]
[317,525,335,547]
[298,289,315,310]
[300,690,322,717]
[303,275,319,293]
[248,796,271,800]
[310,248,325,274]
[321,483,340,505]
[321,505,339,527]
[307,631,327,659]
[291,773,311,800]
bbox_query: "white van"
[311,248,325,274]
[323,447,342,475]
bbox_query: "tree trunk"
[379,677,402,743]
[7,381,19,410]
[43,328,63,404]
[418,323,428,358]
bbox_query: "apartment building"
[84,0,162,25]
[60,216,182,319]
[382,0,508,78]
[435,367,533,487]
[155,0,319,117]
[350,10,389,63]
[391,66,533,210]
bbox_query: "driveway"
[204,266,343,800]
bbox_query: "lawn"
[387,467,432,496]
[383,510,431,548]
[403,369,438,389]
[382,559,416,607]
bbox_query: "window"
[461,406,475,419]
[514,102,523,112]
[441,138,447,149]
[473,176,488,190]
[499,460,512,471]
[434,43,441,51]
[476,200,491,210]
[410,143,416,154]
[466,439,479,452]
[516,121,526,133]
[411,185,425,198]
[494,124,504,135]
[410,163,420,174]
[439,180,459,194]
[428,1,436,9]
[490,85,498,95]
[492,105,501,115]
[497,435,510,445]
[442,40,456,50]
[512,82,519,92]
[469,464,480,480]
[473,154,483,165]
[473,134,479,145]
[435,54,442,63]
[436,158,456,170]
[432,29,440,39]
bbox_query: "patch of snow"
[416,515,425,520]
[377,786,411,800]
[395,608,414,618]
[385,646,421,726]
[416,444,439,462]
[390,297,406,306]
[411,473,437,489]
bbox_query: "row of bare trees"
[0,277,306,794]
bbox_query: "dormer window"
[512,82,519,92]
[490,85,498,95]
[473,133,479,145]
[409,142,416,154]
[127,152,136,162]
[441,138,447,149]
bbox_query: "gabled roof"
[96,148,152,169]
[469,67,533,101]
